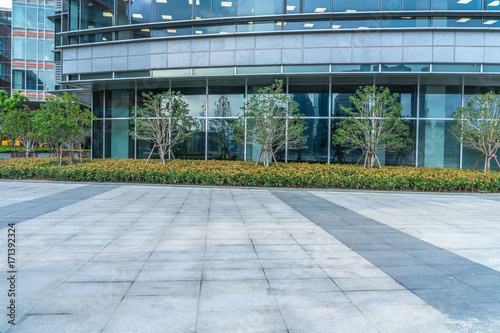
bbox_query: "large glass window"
[433,0,481,10]
[383,0,402,10]
[285,20,330,30]
[173,120,206,160]
[69,0,79,30]
[93,91,104,118]
[289,85,329,117]
[26,70,37,90]
[195,0,211,19]
[92,120,104,158]
[45,40,54,61]
[208,119,243,160]
[12,38,24,59]
[172,87,207,117]
[105,90,134,118]
[286,0,300,13]
[195,25,236,35]
[304,0,331,13]
[104,120,134,158]
[26,39,37,60]
[403,0,430,10]
[486,0,500,10]
[332,19,379,29]
[12,70,25,90]
[288,119,329,163]
[81,0,115,29]
[27,5,37,29]
[333,0,380,12]
[418,120,459,168]
[238,0,282,16]
[13,4,25,28]
[382,85,418,117]
[382,17,430,28]
[153,0,191,23]
[212,0,236,18]
[419,86,461,118]
[238,21,281,32]
[116,0,130,25]
[208,87,245,117]
[45,7,55,30]
[433,17,481,28]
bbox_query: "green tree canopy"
[332,85,411,168]
[450,91,500,172]
[236,80,308,167]
[129,90,197,164]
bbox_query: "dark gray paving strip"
[0,184,121,226]
[271,190,500,324]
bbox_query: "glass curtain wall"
[91,77,498,170]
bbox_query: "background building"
[0,7,11,96]
[11,0,55,101]
[53,0,500,169]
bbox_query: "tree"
[129,90,196,164]
[1,91,40,156]
[38,93,95,165]
[236,80,307,167]
[332,85,411,168]
[450,91,500,172]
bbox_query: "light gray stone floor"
[0,180,499,333]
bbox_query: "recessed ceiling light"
[358,26,368,29]
[488,0,500,5]
[219,31,229,34]
[102,37,107,41]
[457,0,472,3]
[141,29,150,32]
[195,30,203,34]
[221,1,232,7]
[485,19,498,24]
[167,29,176,33]
[132,13,143,18]
[457,18,471,23]
[248,21,254,24]
[314,7,326,12]
[401,17,412,19]
[88,25,95,29]
[286,5,295,11]
[156,0,167,3]
[102,12,113,17]
[331,24,341,29]
[276,21,283,26]
[196,16,201,19]
[162,15,172,19]
[303,23,314,28]
[346,9,357,12]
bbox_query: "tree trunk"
[485,156,491,173]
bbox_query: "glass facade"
[11,0,55,101]
[0,9,11,96]
[88,78,496,170]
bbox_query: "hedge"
[0,158,499,192]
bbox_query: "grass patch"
[0,158,499,192]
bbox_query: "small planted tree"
[450,91,500,172]
[332,85,411,168]
[38,93,94,165]
[236,80,307,167]
[129,91,196,164]
[209,95,236,160]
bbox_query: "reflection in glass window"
[194,25,236,35]
[212,0,236,18]
[486,0,500,10]
[208,119,244,160]
[382,0,402,11]
[92,120,104,158]
[238,21,281,32]
[13,4,25,28]
[433,0,481,10]
[12,70,25,90]
[419,86,461,118]
[104,120,134,158]
[132,0,151,24]
[304,0,331,13]
[45,8,55,30]
[116,0,130,25]
[433,17,481,28]
[69,0,79,30]
[27,5,37,28]
[81,0,114,29]
[483,65,500,72]
[286,0,300,13]
[331,64,378,72]
[333,0,380,12]
[153,0,191,22]
[331,19,379,29]
[418,120,459,168]
[26,39,37,60]
[403,0,430,10]
[26,70,37,90]
[12,38,24,59]
[284,21,330,30]
[382,17,430,28]
[288,119,329,163]
[238,0,282,16]
[106,90,134,118]
[152,27,192,37]
[381,64,430,72]
[208,88,245,117]
[289,86,329,117]
[433,64,480,72]
[195,0,211,19]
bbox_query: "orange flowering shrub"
[0,158,499,192]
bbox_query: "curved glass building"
[53,0,500,169]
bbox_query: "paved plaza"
[0,180,499,333]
